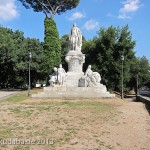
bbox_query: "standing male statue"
[57,64,66,85]
[69,23,82,51]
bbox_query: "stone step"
[32,87,115,98]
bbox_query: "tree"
[23,38,44,87]
[130,56,150,90]
[60,34,70,70]
[18,0,80,78]
[0,26,43,88]
[83,25,136,92]
[42,18,61,76]
[82,39,96,71]
[114,25,136,91]
[18,0,80,19]
[0,27,18,88]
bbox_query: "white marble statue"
[85,65,101,87]
[49,65,66,87]
[57,64,66,85]
[49,67,58,87]
[69,23,82,51]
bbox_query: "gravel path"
[99,101,150,150]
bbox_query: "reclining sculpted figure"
[85,65,101,87]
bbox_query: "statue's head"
[88,65,91,69]
[59,64,62,68]
[73,23,77,27]
[53,67,57,72]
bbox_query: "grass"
[0,127,12,139]
[0,90,119,149]
[60,101,115,114]
[1,88,43,103]
[4,93,28,103]
[9,107,21,114]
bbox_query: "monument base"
[65,72,84,87]
[32,86,115,99]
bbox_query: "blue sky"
[0,0,150,61]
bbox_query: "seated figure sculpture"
[49,67,58,87]
[49,65,66,87]
[85,65,101,87]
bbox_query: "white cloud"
[118,14,131,19]
[107,12,116,18]
[0,0,19,21]
[83,19,99,30]
[118,0,142,19]
[69,12,85,21]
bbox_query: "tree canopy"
[0,26,44,88]
[130,56,150,89]
[1,24,149,91]
[42,18,61,77]
[18,0,80,19]
[81,25,150,92]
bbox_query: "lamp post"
[136,74,139,95]
[121,55,124,99]
[28,52,32,97]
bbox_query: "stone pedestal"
[65,51,85,73]
[65,72,84,87]
[65,50,85,87]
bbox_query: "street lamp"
[121,55,124,99]
[28,52,32,97]
[136,74,139,95]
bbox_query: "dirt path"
[98,100,150,150]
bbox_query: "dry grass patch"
[0,94,122,150]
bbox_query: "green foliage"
[18,0,80,19]
[4,93,27,103]
[82,25,136,92]
[130,56,150,89]
[0,26,43,88]
[43,18,61,76]
[82,40,96,71]
[60,34,70,70]
[61,34,70,57]
[23,38,44,84]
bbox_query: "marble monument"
[32,23,115,98]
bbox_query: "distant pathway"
[0,91,18,101]
[99,101,150,150]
